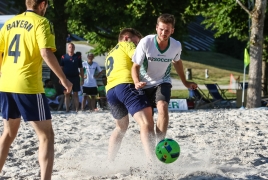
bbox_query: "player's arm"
[40,48,72,93]
[132,63,146,89]
[95,65,105,78]
[172,60,197,89]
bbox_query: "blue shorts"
[63,76,80,92]
[107,84,150,119]
[0,92,52,121]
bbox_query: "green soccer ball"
[155,138,180,164]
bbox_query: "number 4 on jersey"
[8,34,21,63]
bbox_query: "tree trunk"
[261,61,268,96]
[49,0,68,95]
[247,0,267,108]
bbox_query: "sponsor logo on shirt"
[148,57,172,62]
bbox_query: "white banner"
[168,99,188,111]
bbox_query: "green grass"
[171,51,247,99]
[171,51,247,85]
[171,89,237,99]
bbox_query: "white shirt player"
[132,35,182,89]
[82,61,102,87]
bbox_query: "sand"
[0,108,268,180]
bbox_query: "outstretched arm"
[172,60,197,89]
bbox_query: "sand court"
[0,108,268,179]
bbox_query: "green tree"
[65,0,194,55]
[185,0,267,108]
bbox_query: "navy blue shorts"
[0,92,52,121]
[107,84,151,119]
[63,76,80,92]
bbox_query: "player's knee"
[39,129,54,143]
[3,131,18,142]
[157,101,168,111]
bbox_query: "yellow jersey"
[0,11,56,94]
[105,41,136,92]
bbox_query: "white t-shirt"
[82,61,102,87]
[132,35,182,88]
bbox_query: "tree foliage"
[185,0,267,108]
[65,0,194,55]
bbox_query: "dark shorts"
[107,84,151,119]
[144,83,172,108]
[82,87,98,96]
[63,76,80,92]
[0,92,52,121]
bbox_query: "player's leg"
[64,93,71,112]
[133,107,155,162]
[81,95,87,111]
[106,87,129,161]
[0,92,21,171]
[15,93,54,180]
[121,84,155,162]
[30,120,54,180]
[108,115,129,161]
[71,76,81,112]
[57,94,64,111]
[0,118,21,171]
[91,95,96,110]
[155,83,172,142]
[88,87,98,111]
[72,92,79,112]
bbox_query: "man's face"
[67,44,75,54]
[87,54,94,63]
[156,22,174,42]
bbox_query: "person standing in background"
[0,0,72,179]
[81,53,104,111]
[60,43,83,112]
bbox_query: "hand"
[80,80,84,86]
[185,81,198,90]
[134,82,146,89]
[60,79,73,93]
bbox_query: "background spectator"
[81,53,104,111]
[60,43,84,112]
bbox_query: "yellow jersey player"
[0,0,72,179]
[105,28,155,164]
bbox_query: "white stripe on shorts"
[37,94,46,121]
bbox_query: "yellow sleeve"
[36,18,56,52]
[0,26,6,52]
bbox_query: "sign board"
[168,99,188,110]
[154,99,188,111]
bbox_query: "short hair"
[118,28,143,41]
[76,51,81,56]
[87,53,94,58]
[67,42,75,48]
[26,0,48,10]
[157,14,176,28]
